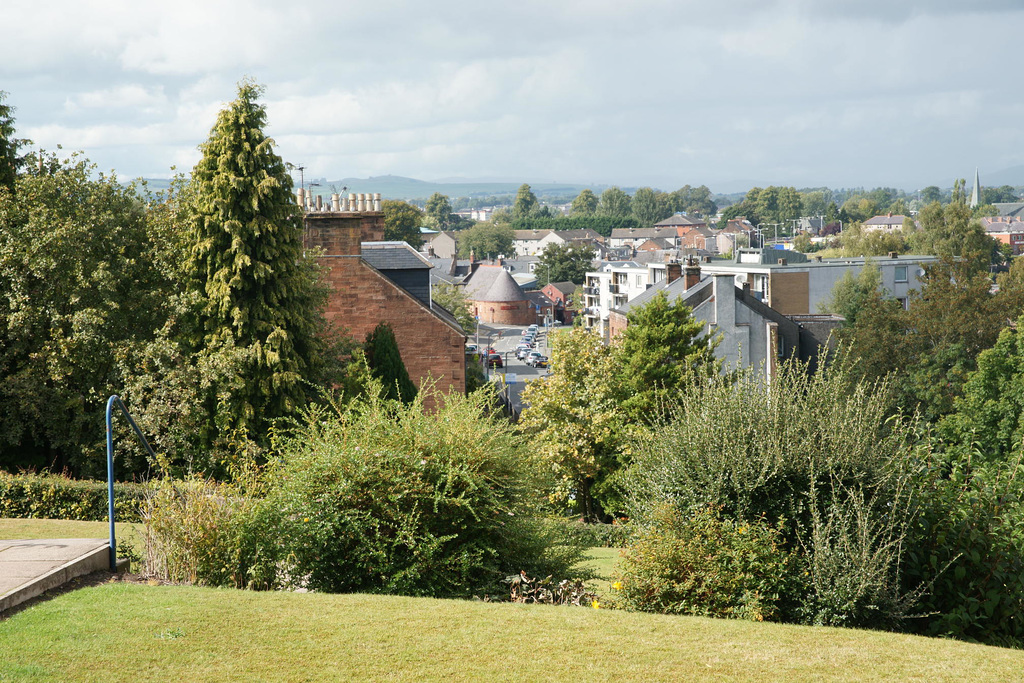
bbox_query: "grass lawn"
[581,546,621,593]
[3,520,1022,681]
[3,583,1024,682]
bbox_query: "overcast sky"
[3,0,1022,194]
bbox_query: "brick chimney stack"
[683,256,701,289]
[665,260,682,284]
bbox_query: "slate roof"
[513,230,553,239]
[994,202,1024,218]
[610,227,678,240]
[863,215,909,226]
[361,241,433,270]
[463,265,528,302]
[525,291,554,309]
[981,217,1024,233]
[654,214,707,227]
[547,281,577,296]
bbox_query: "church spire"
[970,168,981,209]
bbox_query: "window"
[636,275,643,286]
[894,265,908,283]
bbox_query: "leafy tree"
[490,207,512,226]
[457,221,514,259]
[938,315,1024,461]
[792,233,813,253]
[0,152,168,475]
[425,192,453,229]
[920,186,943,205]
[571,189,598,216]
[0,91,28,193]
[184,80,331,444]
[381,199,424,248]
[364,322,417,404]
[520,327,625,521]
[982,185,1018,205]
[512,184,538,219]
[910,189,994,270]
[837,223,910,258]
[613,291,719,423]
[509,215,638,238]
[597,186,631,218]
[668,185,718,217]
[431,282,475,332]
[801,189,833,217]
[841,256,1021,419]
[749,186,802,226]
[535,241,596,285]
[717,200,760,229]
[841,196,879,223]
[819,260,882,326]
[631,187,664,226]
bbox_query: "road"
[471,322,564,413]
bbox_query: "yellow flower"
[612,581,622,590]
[303,518,310,523]
[592,601,601,609]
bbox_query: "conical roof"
[476,268,528,303]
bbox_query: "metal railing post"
[105,395,157,571]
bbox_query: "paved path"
[0,538,110,614]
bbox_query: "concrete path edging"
[0,539,110,614]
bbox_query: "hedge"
[0,472,149,523]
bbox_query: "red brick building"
[303,210,467,396]
[462,265,534,325]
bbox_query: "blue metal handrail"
[105,395,157,570]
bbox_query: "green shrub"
[615,504,800,622]
[619,358,923,629]
[0,471,147,522]
[142,478,274,588]
[142,388,589,596]
[258,390,587,597]
[903,452,1024,646]
[798,481,920,630]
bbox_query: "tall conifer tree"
[0,91,28,193]
[185,80,328,436]
[364,322,417,404]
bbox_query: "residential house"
[699,248,939,314]
[582,261,654,339]
[541,281,578,324]
[678,226,718,252]
[513,229,604,257]
[862,214,913,233]
[608,260,841,380]
[302,206,467,397]
[423,230,459,259]
[654,214,708,231]
[607,227,679,250]
[981,216,1024,255]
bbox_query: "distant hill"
[133,174,609,204]
[982,165,1024,188]
[311,175,604,202]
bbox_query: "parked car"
[465,343,479,355]
[515,343,532,359]
[527,324,539,333]
[526,352,548,367]
[487,353,503,368]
